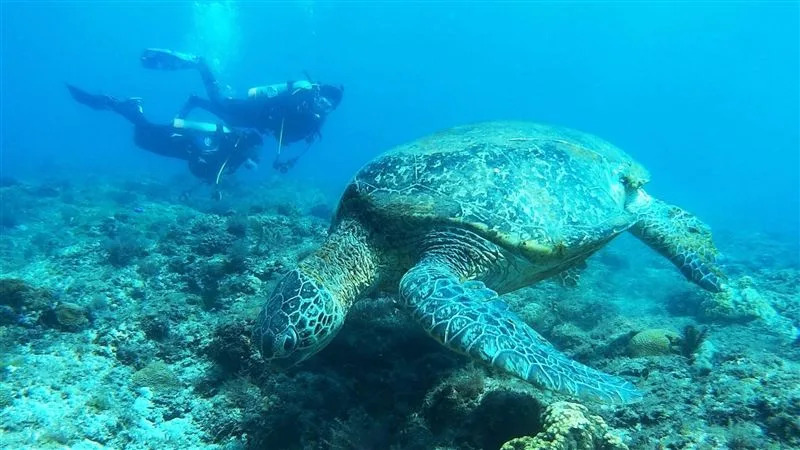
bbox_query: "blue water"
[2,1,798,235]
[1,3,800,448]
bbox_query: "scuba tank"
[248,80,313,98]
[172,118,231,157]
[173,118,231,134]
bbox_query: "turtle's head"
[253,269,345,369]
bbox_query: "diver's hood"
[320,84,343,109]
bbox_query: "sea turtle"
[253,121,727,404]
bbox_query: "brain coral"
[627,329,680,357]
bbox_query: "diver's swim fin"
[140,48,200,70]
[66,84,112,111]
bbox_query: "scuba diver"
[140,48,344,173]
[66,84,263,199]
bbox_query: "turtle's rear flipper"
[629,197,726,292]
[399,259,643,405]
[141,48,200,70]
[558,260,587,288]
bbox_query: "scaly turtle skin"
[253,121,727,404]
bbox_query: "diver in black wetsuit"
[66,84,263,197]
[139,48,344,172]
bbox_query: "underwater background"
[1,2,798,449]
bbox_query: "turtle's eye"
[280,329,297,354]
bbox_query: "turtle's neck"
[298,218,382,309]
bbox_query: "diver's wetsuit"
[66,84,262,185]
[140,49,342,146]
[131,122,260,183]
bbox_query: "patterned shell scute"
[345,121,648,253]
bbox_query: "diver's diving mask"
[315,96,334,115]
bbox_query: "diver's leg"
[176,95,201,119]
[133,123,188,158]
[109,98,148,127]
[140,48,201,71]
[140,48,222,103]
[195,57,223,103]
[66,84,114,111]
[176,94,226,120]
[141,48,226,113]
[66,84,149,126]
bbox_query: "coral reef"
[0,278,53,313]
[501,401,628,450]
[40,301,91,332]
[702,276,775,322]
[0,175,797,449]
[131,360,181,392]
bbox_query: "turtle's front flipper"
[629,197,726,292]
[399,259,643,404]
